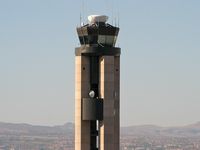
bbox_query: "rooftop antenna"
[111,0,114,25]
[117,11,120,27]
[80,12,82,26]
[104,0,109,21]
[117,0,120,27]
[81,0,85,25]
[115,16,117,27]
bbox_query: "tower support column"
[99,56,120,150]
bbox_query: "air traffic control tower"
[75,15,121,150]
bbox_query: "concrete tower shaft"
[75,15,120,150]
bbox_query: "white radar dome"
[88,15,108,24]
[89,90,95,98]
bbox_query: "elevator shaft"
[90,56,99,150]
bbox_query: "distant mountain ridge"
[121,122,200,137]
[0,122,74,136]
[0,121,200,137]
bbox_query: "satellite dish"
[89,90,95,98]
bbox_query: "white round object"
[88,15,108,24]
[89,90,95,98]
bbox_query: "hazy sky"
[0,0,200,126]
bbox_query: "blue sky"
[0,0,200,126]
